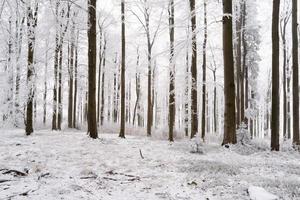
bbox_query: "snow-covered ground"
[0,129,299,200]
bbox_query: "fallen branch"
[0,179,11,183]
[139,149,144,159]
[2,169,27,177]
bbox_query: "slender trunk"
[168,0,175,142]
[68,38,75,128]
[189,0,198,138]
[119,0,126,138]
[57,46,63,130]
[201,0,207,141]
[133,48,140,126]
[97,29,103,125]
[100,39,107,126]
[43,48,48,125]
[73,39,78,128]
[292,0,299,146]
[271,0,280,151]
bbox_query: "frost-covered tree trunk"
[222,0,236,145]
[168,0,175,142]
[280,7,291,140]
[235,2,242,127]
[100,39,107,126]
[68,22,75,128]
[119,0,126,138]
[73,31,79,128]
[201,0,207,141]
[133,48,141,126]
[43,42,49,125]
[292,0,299,146]
[189,0,198,139]
[271,0,280,151]
[87,0,98,139]
[25,2,38,136]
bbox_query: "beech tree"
[189,0,198,139]
[222,0,236,145]
[271,0,280,151]
[119,0,126,138]
[168,0,175,142]
[25,1,38,136]
[292,0,299,147]
[87,0,98,139]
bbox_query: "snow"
[248,186,278,200]
[0,129,300,199]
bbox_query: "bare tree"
[271,0,280,151]
[292,0,299,147]
[189,0,198,139]
[25,1,38,135]
[87,0,98,139]
[119,0,126,138]
[222,0,236,145]
[168,0,175,142]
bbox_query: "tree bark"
[87,0,98,139]
[222,0,236,145]
[25,3,38,136]
[271,0,280,151]
[292,0,299,146]
[189,0,198,139]
[119,0,126,138]
[201,0,207,141]
[168,0,175,142]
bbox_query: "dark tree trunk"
[189,0,198,139]
[25,4,38,136]
[168,0,175,142]
[97,28,103,125]
[43,47,48,125]
[292,0,299,146]
[87,0,98,139]
[119,0,126,138]
[222,0,236,145]
[73,32,79,128]
[201,0,207,141]
[271,0,280,151]
[68,35,75,128]
[57,47,63,130]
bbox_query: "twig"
[139,149,144,159]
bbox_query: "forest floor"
[0,129,300,200]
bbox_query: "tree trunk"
[168,0,175,142]
[68,35,75,128]
[189,0,198,139]
[201,0,207,141]
[271,0,280,151]
[235,3,242,127]
[222,0,236,145]
[73,32,79,128]
[57,46,63,130]
[43,47,48,125]
[133,48,140,126]
[25,4,38,136]
[292,0,299,146]
[100,39,107,126]
[87,0,98,139]
[119,0,126,138]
